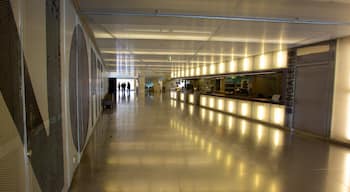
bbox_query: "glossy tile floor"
[70,92,350,192]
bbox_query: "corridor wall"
[0,0,107,191]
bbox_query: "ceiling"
[77,0,350,77]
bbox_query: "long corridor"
[70,93,350,192]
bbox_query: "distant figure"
[118,83,121,92]
[127,82,131,93]
[121,82,126,92]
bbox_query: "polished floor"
[70,92,350,192]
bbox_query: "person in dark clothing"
[118,83,121,92]
[121,82,126,92]
[127,82,131,93]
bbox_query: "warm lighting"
[217,113,223,126]
[227,100,236,113]
[180,93,185,101]
[240,120,247,135]
[201,96,207,107]
[209,97,215,108]
[217,99,224,111]
[225,154,232,167]
[180,103,184,111]
[216,149,222,160]
[189,94,194,104]
[181,70,185,77]
[257,105,265,120]
[207,143,212,154]
[259,54,266,69]
[273,130,282,147]
[229,60,237,72]
[189,105,194,115]
[201,138,206,149]
[241,103,249,116]
[210,63,216,74]
[219,62,226,73]
[254,174,261,187]
[209,111,214,123]
[190,68,195,76]
[200,108,206,120]
[257,124,264,143]
[227,116,234,130]
[273,107,284,125]
[243,57,250,71]
[239,162,245,177]
[196,66,201,76]
[194,135,199,144]
[276,50,287,68]
[202,65,207,75]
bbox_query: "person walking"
[127,82,131,93]
[118,82,121,92]
[121,82,126,92]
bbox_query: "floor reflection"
[70,94,350,192]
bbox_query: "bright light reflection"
[189,94,194,104]
[277,51,287,68]
[189,105,194,115]
[239,162,245,177]
[180,103,184,111]
[217,113,223,126]
[201,96,207,107]
[243,57,250,71]
[217,99,224,111]
[207,143,212,154]
[209,111,214,123]
[200,108,206,120]
[227,116,234,130]
[226,154,232,167]
[228,101,235,113]
[257,124,264,143]
[216,149,222,160]
[209,98,215,108]
[257,105,265,120]
[273,107,284,125]
[241,103,249,116]
[255,174,261,187]
[229,60,237,72]
[202,65,207,75]
[241,120,247,135]
[273,130,282,147]
[210,63,216,74]
[219,62,225,73]
[259,54,266,69]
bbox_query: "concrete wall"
[0,0,108,191]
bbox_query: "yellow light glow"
[200,108,206,120]
[273,107,284,125]
[189,94,194,104]
[180,93,185,101]
[243,57,250,71]
[209,98,215,108]
[257,105,265,120]
[209,111,214,123]
[255,174,261,187]
[207,143,212,154]
[217,99,224,111]
[190,68,195,76]
[201,96,207,106]
[259,54,266,69]
[257,124,264,143]
[227,100,235,113]
[201,138,205,149]
[219,62,226,73]
[241,120,247,135]
[181,70,184,77]
[189,105,194,116]
[180,103,184,111]
[194,135,199,144]
[196,66,201,76]
[216,149,222,160]
[202,65,207,75]
[241,103,249,116]
[217,113,223,126]
[273,130,282,147]
[239,162,245,177]
[227,116,234,130]
[210,63,216,74]
[276,50,287,68]
[226,154,232,167]
[229,60,237,72]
